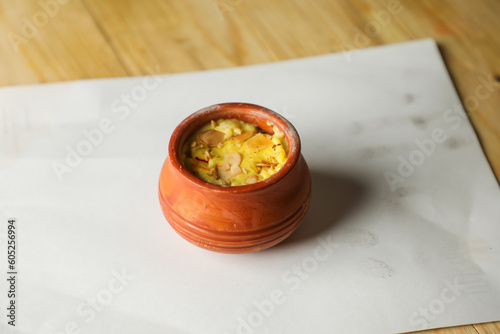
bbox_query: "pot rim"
[168,102,301,193]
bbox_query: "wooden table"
[1,1,498,333]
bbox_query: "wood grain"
[475,322,500,334]
[0,0,499,333]
[0,1,126,84]
[409,324,485,334]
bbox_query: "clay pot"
[158,103,311,253]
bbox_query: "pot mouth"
[168,102,301,193]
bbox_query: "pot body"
[158,103,311,253]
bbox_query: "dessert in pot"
[158,103,311,253]
[182,119,288,186]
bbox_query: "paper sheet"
[1,39,499,334]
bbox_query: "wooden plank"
[406,324,480,334]
[474,321,500,334]
[0,1,126,87]
[80,0,273,76]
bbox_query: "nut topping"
[217,165,232,182]
[197,130,225,147]
[230,165,242,177]
[245,133,274,150]
[225,152,242,166]
[233,131,253,143]
[246,175,259,184]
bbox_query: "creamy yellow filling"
[182,119,288,186]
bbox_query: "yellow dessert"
[182,119,288,186]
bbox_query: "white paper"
[1,39,499,334]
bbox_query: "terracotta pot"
[158,103,311,253]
